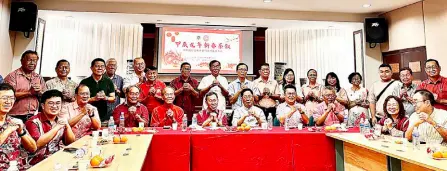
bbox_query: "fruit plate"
[430,155,447,160]
[90,155,115,168]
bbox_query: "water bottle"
[119,112,125,132]
[267,113,273,130]
[364,119,370,134]
[181,114,188,132]
[192,114,198,126]
[285,117,290,131]
[412,127,420,149]
[108,116,115,133]
[7,161,19,171]
[359,118,365,134]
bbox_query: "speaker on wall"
[9,2,38,33]
[364,18,388,43]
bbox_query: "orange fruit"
[433,151,443,158]
[442,152,447,158]
[120,136,128,143]
[132,127,138,132]
[90,155,103,167]
[244,125,251,131]
[237,126,243,131]
[241,123,247,127]
[138,127,144,132]
[113,136,120,143]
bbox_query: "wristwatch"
[18,129,27,137]
[89,113,95,118]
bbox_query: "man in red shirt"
[113,85,149,127]
[417,59,447,110]
[197,92,228,127]
[139,66,166,116]
[25,90,75,165]
[169,62,199,123]
[151,87,184,127]
[0,83,36,170]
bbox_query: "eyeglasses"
[164,93,174,97]
[94,65,105,69]
[207,99,218,103]
[400,74,412,78]
[134,63,145,66]
[0,96,15,102]
[285,92,296,96]
[323,94,336,98]
[57,66,70,70]
[211,65,221,69]
[25,59,38,63]
[182,68,191,71]
[412,100,427,106]
[107,64,117,67]
[46,101,62,107]
[238,68,248,72]
[78,92,90,96]
[128,92,140,97]
[242,95,253,99]
[425,66,438,71]
[261,68,270,71]
[285,74,294,78]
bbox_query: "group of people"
[1,50,447,169]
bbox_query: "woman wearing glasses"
[279,68,304,103]
[378,96,409,137]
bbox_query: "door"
[382,46,427,84]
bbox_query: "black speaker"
[9,2,38,32]
[364,18,388,43]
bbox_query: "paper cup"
[92,131,99,138]
[139,122,144,128]
[101,129,108,139]
[172,123,178,130]
[297,123,303,130]
[261,123,268,129]
[211,122,217,129]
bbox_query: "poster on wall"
[159,27,242,74]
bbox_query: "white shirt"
[409,108,447,144]
[123,72,145,90]
[232,106,266,127]
[228,79,260,110]
[368,80,400,118]
[198,75,229,111]
[276,102,306,127]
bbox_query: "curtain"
[41,18,143,78]
[266,29,355,88]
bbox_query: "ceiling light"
[264,0,272,3]
[363,4,371,8]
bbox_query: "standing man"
[139,66,166,116]
[198,60,229,111]
[398,67,417,116]
[417,59,447,111]
[5,50,46,123]
[104,58,124,121]
[169,62,199,123]
[46,59,78,103]
[228,63,260,110]
[80,58,115,122]
[253,63,281,119]
[368,64,401,125]
[123,57,145,92]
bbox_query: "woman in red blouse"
[379,96,409,137]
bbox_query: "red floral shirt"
[0,116,28,170]
[139,80,166,114]
[113,103,149,127]
[25,113,66,165]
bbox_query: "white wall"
[0,0,13,76]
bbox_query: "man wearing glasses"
[276,84,309,127]
[4,50,46,123]
[169,62,199,123]
[232,89,266,127]
[113,85,149,127]
[405,89,447,144]
[417,59,447,111]
[228,63,260,110]
[253,63,281,120]
[314,86,346,126]
[80,58,116,122]
[123,57,146,92]
[398,67,417,117]
[368,64,401,125]
[198,60,229,111]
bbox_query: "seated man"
[405,89,447,144]
[232,89,266,127]
[313,86,346,126]
[276,84,309,127]
[60,84,101,140]
[151,87,184,127]
[197,92,228,127]
[25,90,75,165]
[113,85,149,127]
[0,83,36,170]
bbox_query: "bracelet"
[89,113,95,118]
[18,129,27,137]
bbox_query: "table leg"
[335,139,344,171]
[387,156,401,171]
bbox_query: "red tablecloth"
[142,127,359,171]
[190,127,359,171]
[142,128,191,171]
